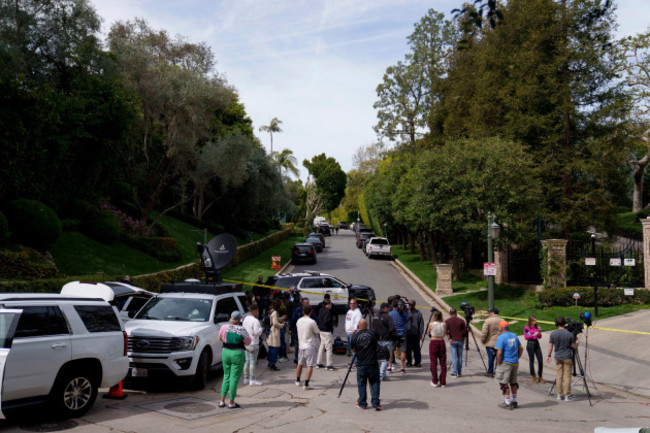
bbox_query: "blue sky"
[89,0,648,180]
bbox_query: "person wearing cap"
[481,307,501,377]
[494,320,523,410]
[218,310,252,409]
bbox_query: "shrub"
[7,199,62,248]
[0,252,59,280]
[538,286,650,307]
[0,211,9,243]
[69,199,98,220]
[121,235,181,263]
[87,211,122,244]
[60,218,82,232]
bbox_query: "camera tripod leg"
[337,354,357,398]
[469,329,488,373]
[574,351,593,406]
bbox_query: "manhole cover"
[163,401,215,414]
[20,421,78,432]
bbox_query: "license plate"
[131,367,147,378]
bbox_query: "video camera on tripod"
[459,301,475,322]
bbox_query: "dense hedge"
[539,286,650,307]
[0,252,59,280]
[7,199,62,248]
[0,211,8,243]
[121,235,181,263]
[88,211,122,244]
[137,236,178,252]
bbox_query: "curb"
[392,258,483,338]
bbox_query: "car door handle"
[51,343,67,350]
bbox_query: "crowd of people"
[218,279,580,411]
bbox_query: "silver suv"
[124,282,248,390]
[0,294,129,419]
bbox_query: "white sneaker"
[557,394,564,401]
[295,380,301,386]
[242,378,249,385]
[303,385,312,390]
[431,382,440,388]
[249,380,263,386]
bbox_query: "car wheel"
[49,368,98,418]
[191,350,209,390]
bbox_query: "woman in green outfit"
[219,310,252,408]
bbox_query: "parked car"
[124,282,248,390]
[365,237,392,259]
[265,272,374,312]
[356,232,374,249]
[0,294,129,419]
[337,222,348,230]
[61,280,155,322]
[306,236,324,252]
[308,231,325,247]
[318,224,331,236]
[292,243,317,265]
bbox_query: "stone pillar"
[541,239,568,288]
[495,247,508,285]
[641,218,650,290]
[436,264,453,296]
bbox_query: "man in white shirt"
[242,304,264,386]
[345,298,362,357]
[295,304,320,390]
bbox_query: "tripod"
[420,307,437,351]
[463,315,488,373]
[548,329,595,406]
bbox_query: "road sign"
[610,258,621,266]
[271,256,282,270]
[624,288,634,296]
[624,258,636,266]
[483,263,497,276]
[572,292,581,299]
[585,257,596,266]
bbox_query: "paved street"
[1,230,649,432]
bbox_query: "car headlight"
[173,336,199,351]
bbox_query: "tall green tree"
[108,19,232,232]
[303,154,347,214]
[271,149,300,178]
[259,117,283,154]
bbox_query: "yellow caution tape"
[499,315,650,336]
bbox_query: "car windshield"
[135,298,212,322]
[372,239,389,245]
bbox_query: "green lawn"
[222,235,303,289]
[48,212,281,277]
[443,289,650,336]
[392,245,487,293]
[393,246,649,336]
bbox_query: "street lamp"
[487,213,500,311]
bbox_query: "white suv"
[0,294,129,419]
[124,282,248,390]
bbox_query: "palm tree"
[259,117,283,154]
[271,148,299,178]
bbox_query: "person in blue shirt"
[495,320,523,410]
[388,299,409,374]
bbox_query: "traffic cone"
[103,381,127,399]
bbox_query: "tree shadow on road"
[381,398,429,410]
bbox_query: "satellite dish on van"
[196,233,237,283]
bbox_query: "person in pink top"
[524,315,544,384]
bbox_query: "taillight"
[123,331,128,356]
[309,249,314,254]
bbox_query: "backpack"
[333,336,347,354]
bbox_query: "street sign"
[585,257,596,266]
[610,258,622,266]
[624,288,634,296]
[624,258,636,266]
[483,263,497,276]
[572,292,581,299]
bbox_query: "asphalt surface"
[1,230,649,432]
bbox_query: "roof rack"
[160,281,242,296]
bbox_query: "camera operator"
[445,308,467,377]
[345,298,362,358]
[372,303,396,380]
[405,300,424,368]
[546,317,578,401]
[389,299,409,375]
[351,319,381,410]
[480,307,501,378]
